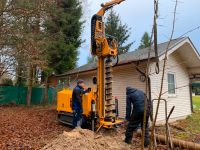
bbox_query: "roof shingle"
[58,37,187,76]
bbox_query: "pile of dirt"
[0,105,68,149]
[42,128,137,150]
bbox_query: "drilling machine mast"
[57,0,125,129]
[91,0,125,126]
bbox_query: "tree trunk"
[16,64,20,86]
[26,65,33,106]
[32,66,36,85]
[44,76,49,104]
[16,60,23,86]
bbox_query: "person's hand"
[124,119,129,126]
[123,120,129,129]
[87,87,91,92]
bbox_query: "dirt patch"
[42,128,137,150]
[42,128,167,150]
[156,110,200,144]
[0,105,167,150]
[0,105,69,149]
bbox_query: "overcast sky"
[78,0,200,66]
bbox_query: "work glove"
[124,119,129,127]
[87,87,91,92]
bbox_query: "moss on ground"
[175,110,200,140]
[158,98,200,142]
[174,98,200,140]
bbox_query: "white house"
[56,37,200,122]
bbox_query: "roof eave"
[55,57,157,77]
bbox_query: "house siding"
[150,51,192,121]
[65,71,96,89]
[63,64,146,118]
[112,64,146,118]
[59,51,192,121]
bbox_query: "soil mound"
[42,128,135,150]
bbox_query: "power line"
[179,25,200,38]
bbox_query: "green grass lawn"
[174,97,200,141]
[157,97,200,141]
[193,96,200,110]
[175,110,200,140]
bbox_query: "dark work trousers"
[125,112,150,145]
[72,107,83,128]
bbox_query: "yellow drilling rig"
[57,0,125,130]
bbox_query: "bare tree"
[0,0,55,105]
[149,0,178,148]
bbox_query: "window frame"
[167,72,177,97]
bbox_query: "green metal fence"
[0,86,56,105]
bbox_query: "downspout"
[189,80,194,113]
[148,76,151,102]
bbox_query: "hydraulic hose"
[113,54,119,67]
[136,66,151,101]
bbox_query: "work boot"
[76,120,82,128]
[144,139,150,148]
[124,138,132,144]
[76,120,81,128]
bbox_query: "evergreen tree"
[45,0,83,74]
[138,32,151,49]
[105,9,133,54]
[87,55,96,64]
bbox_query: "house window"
[168,73,176,94]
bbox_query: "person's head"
[77,79,85,88]
[126,87,137,95]
[126,87,132,91]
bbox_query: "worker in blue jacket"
[72,79,91,128]
[124,87,152,147]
